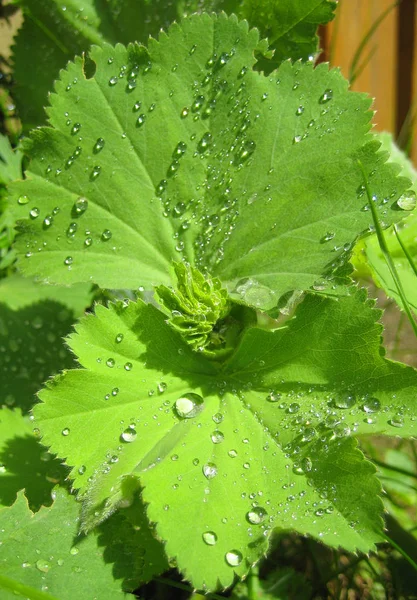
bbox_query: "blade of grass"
[394,224,417,278]
[358,160,417,339]
[383,534,417,572]
[349,1,400,83]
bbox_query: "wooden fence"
[320,0,417,164]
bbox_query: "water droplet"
[109,76,118,86]
[247,506,267,524]
[157,382,167,393]
[62,428,70,436]
[29,207,40,219]
[267,391,281,402]
[180,107,189,118]
[133,101,142,112]
[71,122,81,135]
[228,449,237,458]
[174,393,204,419]
[74,197,88,214]
[36,559,50,573]
[124,362,133,371]
[237,140,256,162]
[69,547,79,556]
[225,550,242,567]
[388,415,404,428]
[334,392,356,409]
[84,237,93,247]
[112,387,119,396]
[211,430,224,444]
[106,358,115,368]
[78,465,86,475]
[321,231,335,243]
[121,428,137,442]
[192,95,205,112]
[197,132,212,152]
[362,397,381,413]
[102,229,112,241]
[397,190,416,211]
[189,44,197,55]
[43,215,53,228]
[203,462,218,479]
[288,403,300,414]
[64,256,73,266]
[212,412,223,424]
[93,138,105,153]
[319,89,333,104]
[173,141,187,157]
[18,195,29,205]
[115,333,124,343]
[296,105,304,116]
[136,114,146,128]
[202,531,217,545]
[91,166,101,180]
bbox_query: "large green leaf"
[0,489,129,599]
[11,0,336,129]
[32,288,417,589]
[10,14,412,309]
[0,408,67,510]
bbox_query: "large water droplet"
[211,430,224,444]
[93,138,105,153]
[397,190,416,211]
[174,393,204,419]
[36,559,51,573]
[225,550,242,566]
[334,392,356,409]
[121,428,137,442]
[362,397,381,413]
[202,531,218,545]
[246,506,267,524]
[74,197,88,215]
[319,89,333,104]
[203,462,218,479]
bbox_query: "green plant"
[1,1,417,598]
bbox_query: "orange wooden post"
[328,0,399,134]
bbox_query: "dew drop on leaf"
[124,362,133,371]
[319,89,333,104]
[225,550,242,567]
[136,114,146,127]
[93,138,105,153]
[121,428,137,442]
[211,430,224,444]
[106,358,115,368]
[203,462,218,479]
[74,197,88,214]
[362,397,381,413]
[115,333,124,343]
[228,449,237,458]
[102,229,112,241]
[246,506,267,524]
[71,122,81,135]
[36,559,51,573]
[64,256,73,266]
[174,393,204,419]
[30,207,40,219]
[396,190,416,211]
[388,415,404,428]
[334,392,356,409]
[18,195,29,205]
[61,428,70,436]
[202,531,218,545]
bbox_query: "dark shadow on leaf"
[0,300,76,413]
[0,435,69,510]
[96,493,169,592]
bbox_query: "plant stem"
[358,160,417,339]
